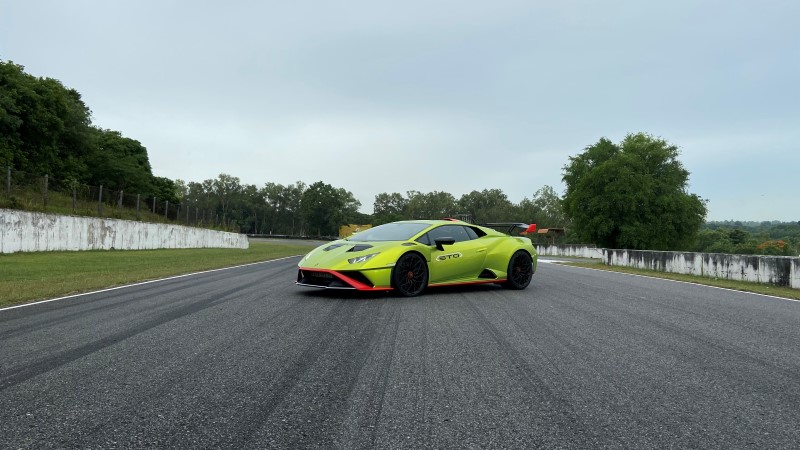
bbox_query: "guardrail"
[535,245,800,290]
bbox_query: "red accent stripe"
[525,223,537,233]
[428,279,507,288]
[301,268,509,292]
[299,268,393,291]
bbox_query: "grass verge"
[0,241,311,308]
[558,260,800,300]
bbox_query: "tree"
[336,187,363,224]
[373,192,408,224]
[518,185,568,228]
[301,181,361,236]
[756,240,797,256]
[283,181,307,235]
[211,174,243,228]
[261,181,287,234]
[259,181,307,235]
[0,60,92,178]
[86,128,154,193]
[562,133,707,250]
[405,190,456,219]
[457,189,515,223]
[151,176,179,204]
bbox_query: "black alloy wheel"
[503,251,533,289]
[392,252,428,297]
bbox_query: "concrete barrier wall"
[603,249,799,289]
[604,250,705,277]
[535,244,603,259]
[535,244,800,290]
[0,209,248,253]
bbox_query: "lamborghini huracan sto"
[296,219,537,297]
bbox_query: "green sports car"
[296,219,538,297]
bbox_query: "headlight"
[348,253,379,264]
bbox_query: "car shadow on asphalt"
[297,283,510,301]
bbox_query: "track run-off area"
[1,256,799,448]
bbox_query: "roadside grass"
[0,241,310,308]
[558,260,800,300]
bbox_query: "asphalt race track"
[1,257,799,448]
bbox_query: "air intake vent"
[478,269,497,279]
[348,244,374,252]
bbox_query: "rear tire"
[392,253,428,297]
[503,251,533,290]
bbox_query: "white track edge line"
[556,263,800,303]
[0,255,303,312]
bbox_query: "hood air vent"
[348,244,374,252]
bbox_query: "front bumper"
[296,268,393,291]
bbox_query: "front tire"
[503,251,533,290]
[392,253,428,297]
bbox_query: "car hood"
[299,240,414,269]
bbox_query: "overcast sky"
[2,0,798,221]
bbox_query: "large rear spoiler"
[482,223,537,236]
[442,218,537,236]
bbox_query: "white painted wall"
[535,244,604,259]
[0,209,248,253]
[535,244,800,290]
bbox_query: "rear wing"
[442,218,537,236]
[482,222,537,236]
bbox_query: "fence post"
[118,190,124,209]
[136,194,140,219]
[72,186,77,214]
[186,203,189,224]
[152,197,156,214]
[5,166,10,196]
[43,174,48,209]
[165,200,169,219]
[98,185,104,216]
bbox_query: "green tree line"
[176,176,366,236]
[171,173,565,239]
[694,221,800,256]
[372,186,566,229]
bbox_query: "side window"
[416,233,431,246]
[465,226,480,240]
[427,225,471,243]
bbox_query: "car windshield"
[348,222,430,242]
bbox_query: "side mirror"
[434,237,456,251]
